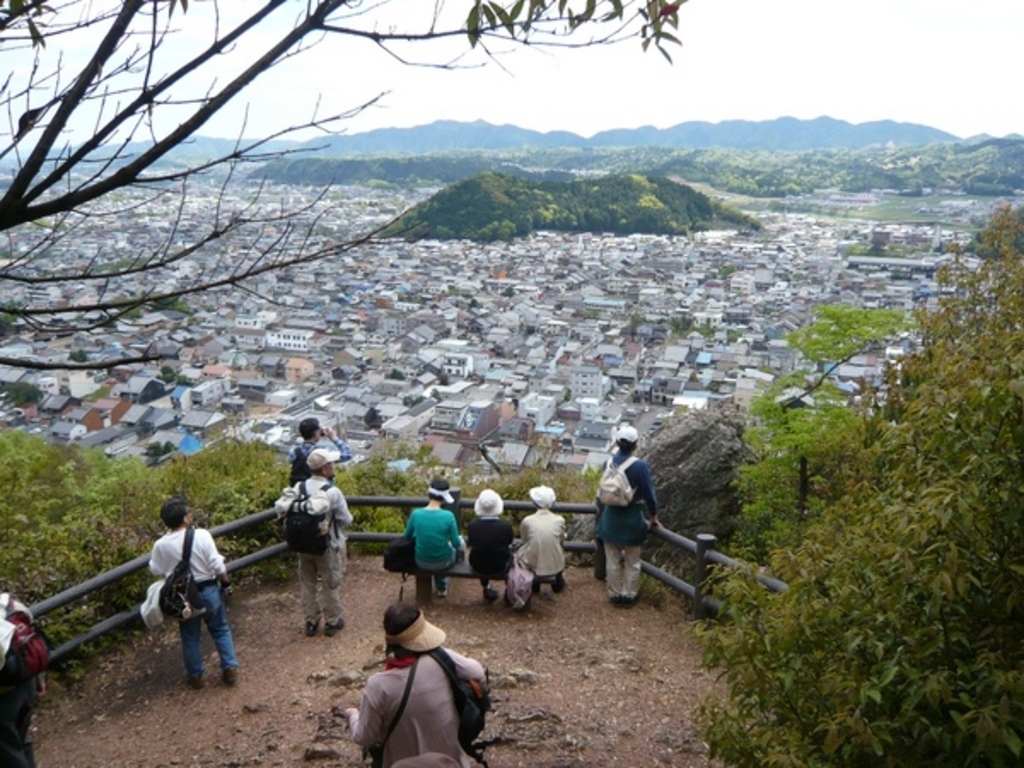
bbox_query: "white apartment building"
[265,327,316,352]
[571,365,606,400]
[442,352,474,379]
[431,399,468,431]
[232,327,266,351]
[380,315,408,337]
[517,392,557,427]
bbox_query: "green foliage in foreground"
[699,210,1024,766]
[383,171,759,242]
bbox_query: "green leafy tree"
[736,306,909,560]
[6,381,42,406]
[627,313,644,340]
[699,209,1024,767]
[69,349,88,363]
[384,171,755,242]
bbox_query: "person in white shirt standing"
[149,497,238,689]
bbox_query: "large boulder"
[645,406,752,544]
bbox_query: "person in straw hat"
[344,603,485,768]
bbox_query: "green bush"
[698,210,1024,767]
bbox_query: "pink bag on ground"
[505,559,533,610]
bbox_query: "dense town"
[0,181,1002,473]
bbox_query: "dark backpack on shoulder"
[0,595,51,687]
[158,528,206,621]
[283,483,332,555]
[428,648,494,766]
[289,444,313,485]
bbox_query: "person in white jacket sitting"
[517,485,567,593]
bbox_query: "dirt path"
[32,554,720,767]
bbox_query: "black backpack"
[283,482,332,555]
[289,444,314,485]
[158,528,206,621]
[428,648,494,766]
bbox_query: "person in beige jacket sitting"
[516,485,567,594]
[345,603,485,768]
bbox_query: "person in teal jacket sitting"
[405,479,464,598]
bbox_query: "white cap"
[618,425,639,443]
[307,448,341,470]
[529,485,556,508]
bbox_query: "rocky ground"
[32,554,722,767]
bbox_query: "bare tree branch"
[0,0,685,370]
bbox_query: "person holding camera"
[289,416,353,485]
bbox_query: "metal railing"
[30,493,787,664]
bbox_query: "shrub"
[698,210,1024,767]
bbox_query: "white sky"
[58,0,1024,142]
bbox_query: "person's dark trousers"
[593,505,607,581]
[0,678,37,768]
[594,537,607,581]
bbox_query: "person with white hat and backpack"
[595,426,659,607]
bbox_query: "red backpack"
[0,594,51,687]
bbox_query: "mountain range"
[176,116,973,160]
[307,116,962,154]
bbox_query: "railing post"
[444,487,461,529]
[693,534,716,620]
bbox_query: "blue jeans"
[416,552,456,592]
[178,582,238,678]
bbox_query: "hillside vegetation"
[381,171,758,242]
[256,139,1024,198]
[699,208,1024,766]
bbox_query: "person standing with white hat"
[595,426,659,607]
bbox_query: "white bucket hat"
[474,489,504,518]
[528,485,556,509]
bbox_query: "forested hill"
[382,172,758,242]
